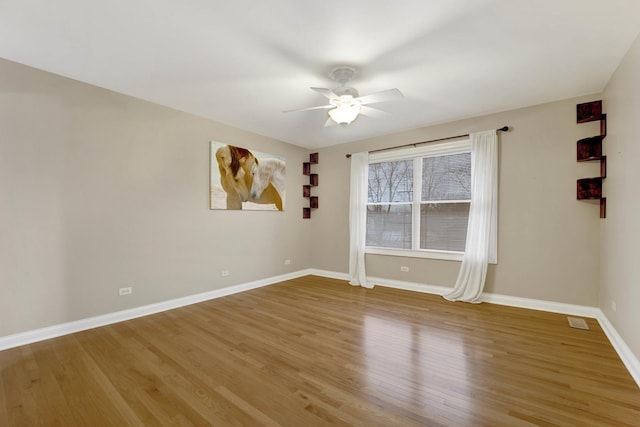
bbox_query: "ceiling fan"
[285,66,404,126]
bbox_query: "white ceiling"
[1,1,639,149]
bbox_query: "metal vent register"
[567,317,590,330]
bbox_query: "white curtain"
[444,130,498,303]
[348,152,372,288]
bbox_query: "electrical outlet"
[119,287,132,296]
[400,266,409,272]
[285,259,291,265]
[221,270,230,277]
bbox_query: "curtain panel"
[348,152,372,288]
[444,130,498,303]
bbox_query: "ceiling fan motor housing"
[334,86,359,97]
[330,66,357,85]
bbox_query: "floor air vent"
[567,316,589,330]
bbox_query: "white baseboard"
[365,274,599,318]
[309,271,600,317]
[368,276,451,296]
[308,269,350,281]
[0,269,311,351]
[596,310,640,388]
[480,293,600,318]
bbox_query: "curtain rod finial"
[498,126,509,132]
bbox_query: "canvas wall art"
[210,141,286,211]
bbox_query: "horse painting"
[250,157,285,201]
[210,142,285,211]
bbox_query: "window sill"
[365,247,464,262]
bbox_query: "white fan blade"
[356,88,403,105]
[283,104,332,113]
[359,106,389,118]
[311,87,339,100]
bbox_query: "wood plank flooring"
[1,275,639,426]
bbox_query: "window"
[365,140,471,260]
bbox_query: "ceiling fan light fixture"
[284,67,403,127]
[328,103,361,124]
[328,96,361,124]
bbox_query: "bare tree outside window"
[368,160,413,205]
[366,152,471,252]
[366,160,413,249]
[422,153,470,201]
[421,153,471,251]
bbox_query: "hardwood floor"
[1,275,639,426]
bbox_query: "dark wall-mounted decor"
[600,156,607,178]
[303,153,319,218]
[577,136,603,161]
[575,101,607,218]
[577,178,603,200]
[577,100,602,123]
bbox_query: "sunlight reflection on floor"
[361,314,472,420]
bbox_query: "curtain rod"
[345,126,509,158]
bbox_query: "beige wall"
[3,49,631,341]
[601,33,640,361]
[0,58,310,337]
[311,96,604,306]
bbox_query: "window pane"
[368,160,413,203]
[366,204,412,249]
[422,153,471,201]
[420,203,469,251]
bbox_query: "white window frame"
[365,139,471,262]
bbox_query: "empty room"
[1,1,640,425]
